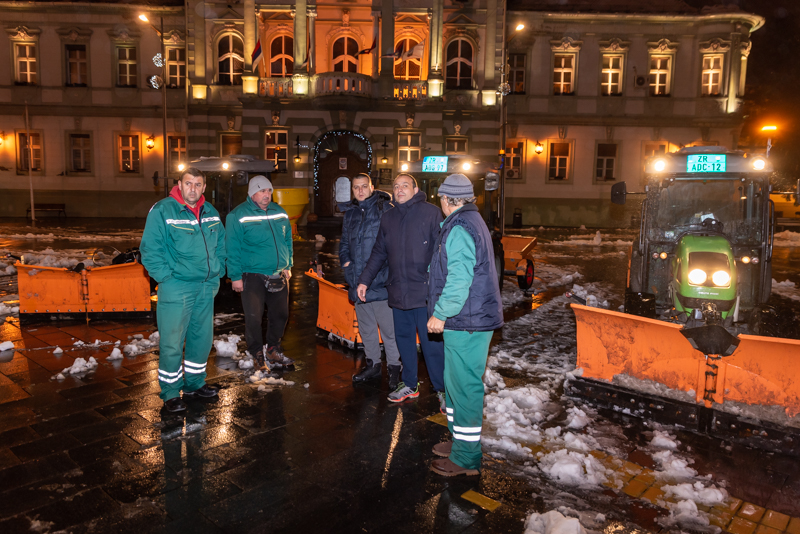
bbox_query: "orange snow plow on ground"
[17,262,152,320]
[304,267,365,349]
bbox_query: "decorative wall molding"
[5,25,41,41]
[56,26,93,42]
[106,25,140,43]
[699,38,731,54]
[647,38,679,53]
[599,38,630,53]
[550,37,583,52]
[740,40,752,58]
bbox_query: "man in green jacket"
[226,176,295,370]
[141,168,227,413]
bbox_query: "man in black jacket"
[357,174,445,408]
[339,174,401,389]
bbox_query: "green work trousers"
[156,277,220,401]
[443,329,493,471]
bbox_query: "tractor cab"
[613,146,774,327]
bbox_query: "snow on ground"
[524,510,587,534]
[774,230,800,246]
[547,232,633,247]
[213,334,242,357]
[122,332,160,355]
[1,229,143,242]
[772,279,800,301]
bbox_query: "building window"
[17,132,42,172]
[445,39,473,89]
[445,137,468,155]
[270,36,293,77]
[509,54,525,94]
[117,47,137,87]
[649,55,671,96]
[394,37,421,80]
[398,133,421,162]
[168,136,186,174]
[118,134,140,173]
[333,36,359,73]
[601,54,623,95]
[548,142,570,181]
[15,43,37,85]
[220,133,242,156]
[553,54,574,95]
[265,131,288,173]
[596,143,617,182]
[167,48,186,88]
[218,34,244,85]
[69,134,92,173]
[701,54,723,96]
[66,44,87,86]
[506,141,523,180]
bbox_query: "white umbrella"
[188,154,276,173]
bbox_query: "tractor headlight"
[752,158,766,171]
[740,256,751,264]
[653,159,667,172]
[688,269,707,285]
[712,270,731,287]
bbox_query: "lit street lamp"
[139,14,169,197]
[497,22,525,237]
[761,125,777,157]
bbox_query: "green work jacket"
[225,197,293,282]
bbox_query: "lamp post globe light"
[139,13,169,197]
[498,23,524,237]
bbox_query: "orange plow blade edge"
[572,303,800,417]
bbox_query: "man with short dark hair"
[339,173,401,388]
[426,173,503,476]
[141,168,227,413]
[357,173,446,407]
[226,176,294,370]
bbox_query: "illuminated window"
[270,36,293,77]
[17,132,42,172]
[701,54,723,96]
[66,44,87,86]
[218,34,244,85]
[509,54,525,94]
[168,136,186,174]
[596,143,617,182]
[506,141,524,180]
[445,39,472,89]
[15,43,37,84]
[118,134,140,173]
[265,130,288,172]
[333,36,359,73]
[398,133,421,162]
[601,54,623,95]
[548,142,570,181]
[649,56,671,96]
[167,48,186,87]
[553,54,574,95]
[394,37,421,80]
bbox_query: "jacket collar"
[340,189,391,211]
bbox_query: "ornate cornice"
[443,27,480,53]
[56,26,93,42]
[740,40,752,58]
[699,38,731,54]
[599,38,630,53]
[164,30,185,45]
[5,25,40,41]
[550,37,583,52]
[106,26,140,43]
[647,38,679,53]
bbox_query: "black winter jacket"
[358,190,443,310]
[338,190,394,303]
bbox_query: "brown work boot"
[266,346,295,368]
[430,458,479,477]
[253,350,267,370]
[432,441,452,458]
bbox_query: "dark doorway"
[314,130,372,217]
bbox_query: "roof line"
[509,11,765,33]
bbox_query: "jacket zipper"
[197,205,211,282]
[266,205,280,275]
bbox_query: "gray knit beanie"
[248,175,273,197]
[437,173,474,199]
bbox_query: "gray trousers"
[355,299,401,367]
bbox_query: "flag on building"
[251,39,264,76]
[381,41,404,59]
[402,40,425,61]
[358,29,379,56]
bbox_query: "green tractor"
[613,146,774,330]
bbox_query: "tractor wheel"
[517,259,534,290]
[629,239,643,293]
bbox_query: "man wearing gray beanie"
[426,173,503,476]
[225,175,295,370]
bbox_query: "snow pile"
[53,346,63,354]
[484,387,552,444]
[593,231,602,245]
[0,341,14,352]
[772,279,800,301]
[122,332,160,355]
[548,235,633,247]
[0,302,19,315]
[548,272,583,288]
[774,230,800,246]
[238,358,254,369]
[537,449,609,487]
[5,265,15,275]
[652,450,698,479]
[657,499,717,533]
[565,407,591,429]
[501,282,529,308]
[213,334,241,357]
[59,356,98,376]
[569,284,608,309]
[663,481,727,506]
[524,510,587,534]
[248,369,295,389]
[107,348,124,361]
[214,312,243,326]
[650,430,679,449]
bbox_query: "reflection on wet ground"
[0,220,799,533]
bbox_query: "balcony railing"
[259,77,293,98]
[312,72,372,97]
[393,81,428,100]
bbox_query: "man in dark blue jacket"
[357,174,445,408]
[339,174,401,389]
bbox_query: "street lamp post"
[497,23,524,237]
[140,14,169,197]
[761,125,777,158]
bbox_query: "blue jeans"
[391,307,445,392]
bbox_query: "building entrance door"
[314,131,371,217]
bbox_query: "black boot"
[353,361,382,382]
[387,365,402,391]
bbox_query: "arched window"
[394,37,421,80]
[218,33,243,85]
[445,39,472,89]
[270,35,293,77]
[333,36,359,73]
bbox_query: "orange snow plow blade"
[572,303,800,417]
[17,262,151,316]
[305,268,367,347]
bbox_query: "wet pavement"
[1,219,800,533]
